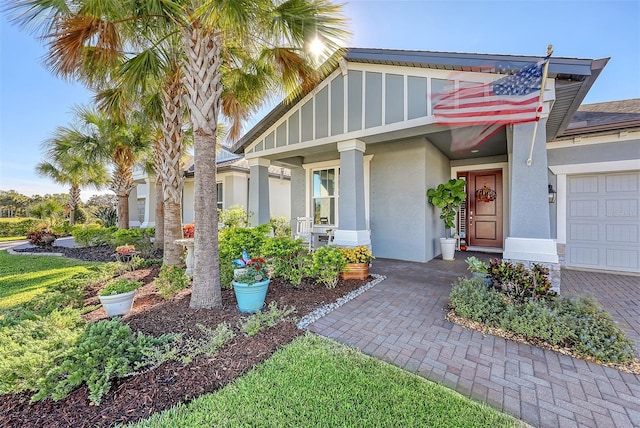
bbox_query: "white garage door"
[566,171,640,273]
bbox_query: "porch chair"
[292,216,313,251]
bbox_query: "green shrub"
[269,216,290,237]
[218,225,271,287]
[72,225,116,247]
[26,221,56,247]
[95,206,118,228]
[449,278,506,325]
[175,323,235,364]
[0,218,38,237]
[32,319,175,405]
[308,245,346,289]
[262,237,309,286]
[156,265,191,299]
[99,278,141,296]
[499,300,573,345]
[241,302,296,336]
[0,309,84,395]
[219,205,249,229]
[487,258,555,303]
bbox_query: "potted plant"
[114,244,137,263]
[232,253,270,313]
[427,178,466,261]
[339,246,374,280]
[98,278,141,317]
[465,256,492,286]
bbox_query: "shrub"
[0,309,84,395]
[240,302,296,336]
[72,225,116,247]
[449,278,506,325]
[156,265,191,299]
[0,218,38,237]
[110,227,155,250]
[262,237,310,286]
[499,300,573,345]
[219,205,249,229]
[218,225,271,287]
[340,246,374,264]
[99,279,141,296]
[174,323,235,364]
[308,245,346,289]
[487,258,554,303]
[32,319,175,405]
[95,206,118,228]
[26,221,56,247]
[182,222,194,238]
[269,216,290,237]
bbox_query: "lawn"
[131,334,524,428]
[0,251,97,310]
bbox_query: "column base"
[332,229,371,247]
[503,237,561,293]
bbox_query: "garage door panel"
[567,171,640,273]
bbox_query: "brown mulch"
[0,248,369,428]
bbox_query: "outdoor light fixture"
[548,184,557,203]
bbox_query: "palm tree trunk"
[69,185,81,225]
[117,195,129,229]
[110,167,133,229]
[159,70,185,265]
[154,174,164,250]
[182,27,222,309]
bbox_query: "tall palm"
[35,151,107,224]
[46,106,152,229]
[7,0,349,309]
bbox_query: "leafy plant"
[99,279,141,296]
[156,265,191,299]
[32,319,175,405]
[26,221,56,247]
[182,222,194,238]
[95,206,118,228]
[219,205,249,229]
[0,218,38,237]
[426,178,466,237]
[174,323,235,364]
[340,246,374,264]
[487,258,555,303]
[465,256,488,274]
[262,237,310,286]
[449,278,505,325]
[218,225,270,287]
[72,225,116,247]
[269,216,290,237]
[233,257,269,285]
[240,302,296,336]
[308,245,346,289]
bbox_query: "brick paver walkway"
[309,256,640,428]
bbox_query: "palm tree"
[35,151,107,225]
[45,106,152,229]
[7,0,349,309]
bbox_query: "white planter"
[99,290,136,317]
[440,237,457,261]
[174,238,194,276]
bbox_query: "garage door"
[566,171,640,272]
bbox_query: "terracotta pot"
[340,263,369,280]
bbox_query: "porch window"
[312,168,337,225]
[217,182,223,211]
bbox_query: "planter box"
[99,290,136,317]
[340,263,369,280]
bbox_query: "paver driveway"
[309,256,640,428]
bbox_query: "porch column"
[141,177,156,227]
[333,139,371,247]
[504,119,560,290]
[248,158,271,226]
[128,185,140,228]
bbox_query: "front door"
[465,170,503,248]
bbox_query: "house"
[230,47,640,287]
[548,99,640,274]
[129,148,291,227]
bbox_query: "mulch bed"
[1,246,369,428]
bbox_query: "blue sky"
[1,0,638,199]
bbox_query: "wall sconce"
[548,184,557,204]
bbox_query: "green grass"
[131,335,523,428]
[0,252,97,310]
[0,217,31,223]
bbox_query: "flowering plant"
[182,223,195,238]
[115,244,136,255]
[339,246,374,264]
[233,254,269,285]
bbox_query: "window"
[217,182,223,211]
[312,168,337,225]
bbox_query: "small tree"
[427,178,466,238]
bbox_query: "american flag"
[433,58,548,151]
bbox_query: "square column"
[504,119,560,291]
[128,184,140,228]
[333,139,371,247]
[248,158,271,226]
[141,177,156,227]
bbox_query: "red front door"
[465,170,503,248]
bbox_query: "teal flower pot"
[232,279,270,313]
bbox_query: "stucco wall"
[268,175,291,220]
[368,137,449,262]
[547,139,639,166]
[182,179,195,224]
